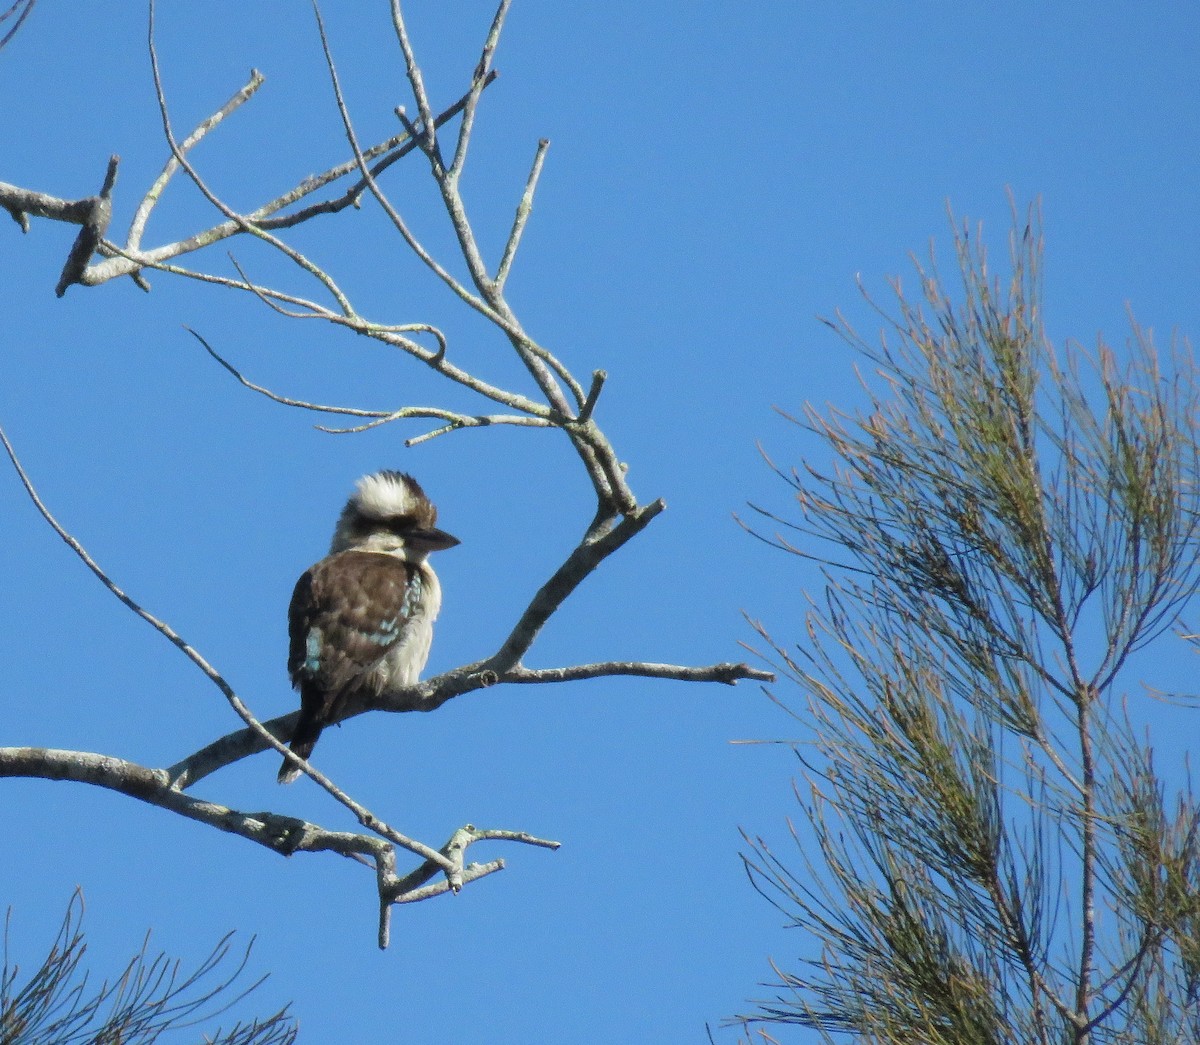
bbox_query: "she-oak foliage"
[741,214,1200,1044]
[0,891,295,1045]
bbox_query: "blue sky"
[2,3,1200,1042]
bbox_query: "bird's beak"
[408,526,460,552]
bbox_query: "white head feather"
[328,471,438,555]
[352,471,422,520]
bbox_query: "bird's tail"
[277,712,324,784]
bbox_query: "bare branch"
[0,0,35,52]
[146,0,355,317]
[577,369,606,423]
[0,747,299,855]
[0,747,557,948]
[446,0,511,180]
[0,64,496,292]
[128,69,266,250]
[165,649,771,792]
[164,648,770,792]
[189,328,555,443]
[312,2,496,321]
[388,0,441,170]
[385,826,559,905]
[98,245,557,418]
[327,410,554,440]
[501,661,775,686]
[0,180,95,224]
[245,74,495,233]
[375,3,600,456]
[484,499,667,671]
[54,154,118,296]
[495,137,549,290]
[0,420,237,701]
[223,254,345,321]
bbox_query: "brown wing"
[287,550,417,715]
[279,550,422,783]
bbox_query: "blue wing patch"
[365,615,403,645]
[403,571,424,619]
[304,627,323,676]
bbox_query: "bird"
[277,470,459,784]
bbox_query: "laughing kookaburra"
[277,471,459,784]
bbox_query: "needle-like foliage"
[0,891,295,1045]
[739,210,1200,1044]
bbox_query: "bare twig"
[189,327,554,440]
[0,0,35,51]
[245,74,495,233]
[128,70,265,251]
[577,369,606,423]
[147,0,355,318]
[0,70,496,291]
[95,238,560,419]
[388,0,440,168]
[495,137,549,290]
[446,0,511,180]
[500,661,775,686]
[326,410,554,441]
[313,2,497,322]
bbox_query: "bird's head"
[329,470,460,561]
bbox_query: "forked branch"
[0,746,558,950]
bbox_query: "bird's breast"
[369,563,441,693]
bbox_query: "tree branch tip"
[184,325,220,359]
[575,369,606,422]
[704,662,775,685]
[393,105,419,137]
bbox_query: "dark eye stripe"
[350,514,417,536]
[387,515,418,534]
